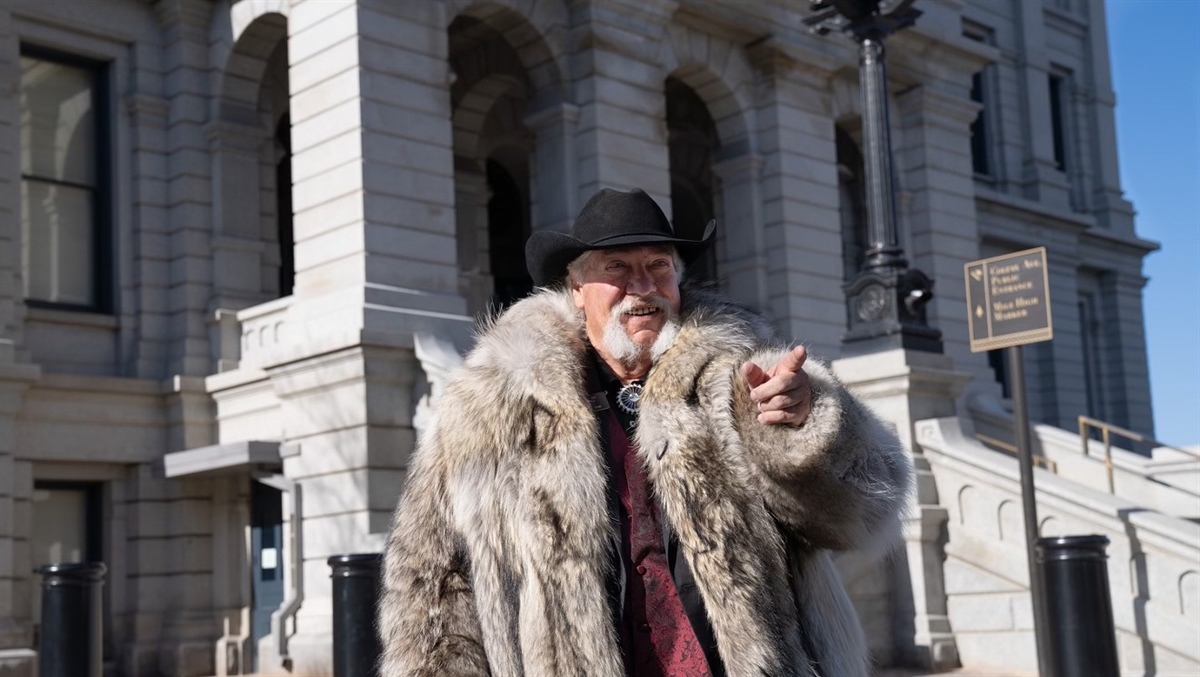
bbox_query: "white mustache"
[612,295,672,319]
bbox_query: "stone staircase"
[915,413,1200,676]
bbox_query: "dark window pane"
[970,72,990,175]
[1049,74,1067,170]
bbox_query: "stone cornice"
[976,187,1160,258]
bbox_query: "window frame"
[19,43,114,314]
[1048,70,1069,173]
[962,24,998,180]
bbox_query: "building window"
[963,26,995,177]
[1078,292,1106,420]
[969,72,991,176]
[19,47,111,311]
[1048,72,1068,171]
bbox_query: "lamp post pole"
[805,0,942,354]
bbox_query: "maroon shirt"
[604,408,712,677]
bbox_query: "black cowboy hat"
[525,188,715,287]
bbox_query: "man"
[380,188,911,677]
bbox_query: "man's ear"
[571,280,586,309]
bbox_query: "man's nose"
[626,267,655,294]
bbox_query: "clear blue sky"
[1106,0,1200,447]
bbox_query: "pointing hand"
[740,345,811,426]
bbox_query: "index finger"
[774,345,808,375]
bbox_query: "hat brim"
[526,219,715,287]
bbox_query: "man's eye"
[607,261,626,270]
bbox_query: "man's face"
[570,245,682,364]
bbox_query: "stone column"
[273,1,473,671]
[893,84,992,389]
[0,7,26,356]
[264,345,418,674]
[834,349,971,672]
[569,0,674,213]
[525,102,580,233]
[118,462,220,677]
[712,154,768,313]
[453,167,491,316]
[0,342,39,677]
[1080,0,1135,233]
[208,477,251,677]
[287,0,471,346]
[1100,270,1153,434]
[1013,0,1070,210]
[156,0,217,378]
[124,91,172,380]
[747,42,844,355]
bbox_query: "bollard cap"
[328,553,382,577]
[1035,534,1110,562]
[36,561,107,584]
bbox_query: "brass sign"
[965,247,1053,352]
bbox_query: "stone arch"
[209,10,293,304]
[997,499,1024,542]
[447,5,565,314]
[453,74,529,162]
[215,9,287,126]
[1038,515,1064,537]
[446,0,568,111]
[657,25,754,156]
[958,485,998,540]
[665,75,720,284]
[1180,570,1199,616]
[657,28,767,308]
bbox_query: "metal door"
[250,481,284,671]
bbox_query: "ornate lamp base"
[843,267,943,356]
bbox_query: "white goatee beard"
[600,296,681,370]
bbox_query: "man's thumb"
[741,360,768,389]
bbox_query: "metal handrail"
[1078,415,1199,494]
[975,433,1059,473]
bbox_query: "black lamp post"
[805,0,943,355]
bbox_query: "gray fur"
[380,287,911,676]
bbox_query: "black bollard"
[329,553,382,677]
[1035,535,1120,677]
[37,562,106,677]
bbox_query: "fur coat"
[380,287,911,677]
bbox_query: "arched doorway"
[666,76,719,285]
[449,13,537,313]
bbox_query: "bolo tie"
[615,380,644,415]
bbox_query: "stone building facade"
[0,0,1157,675]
